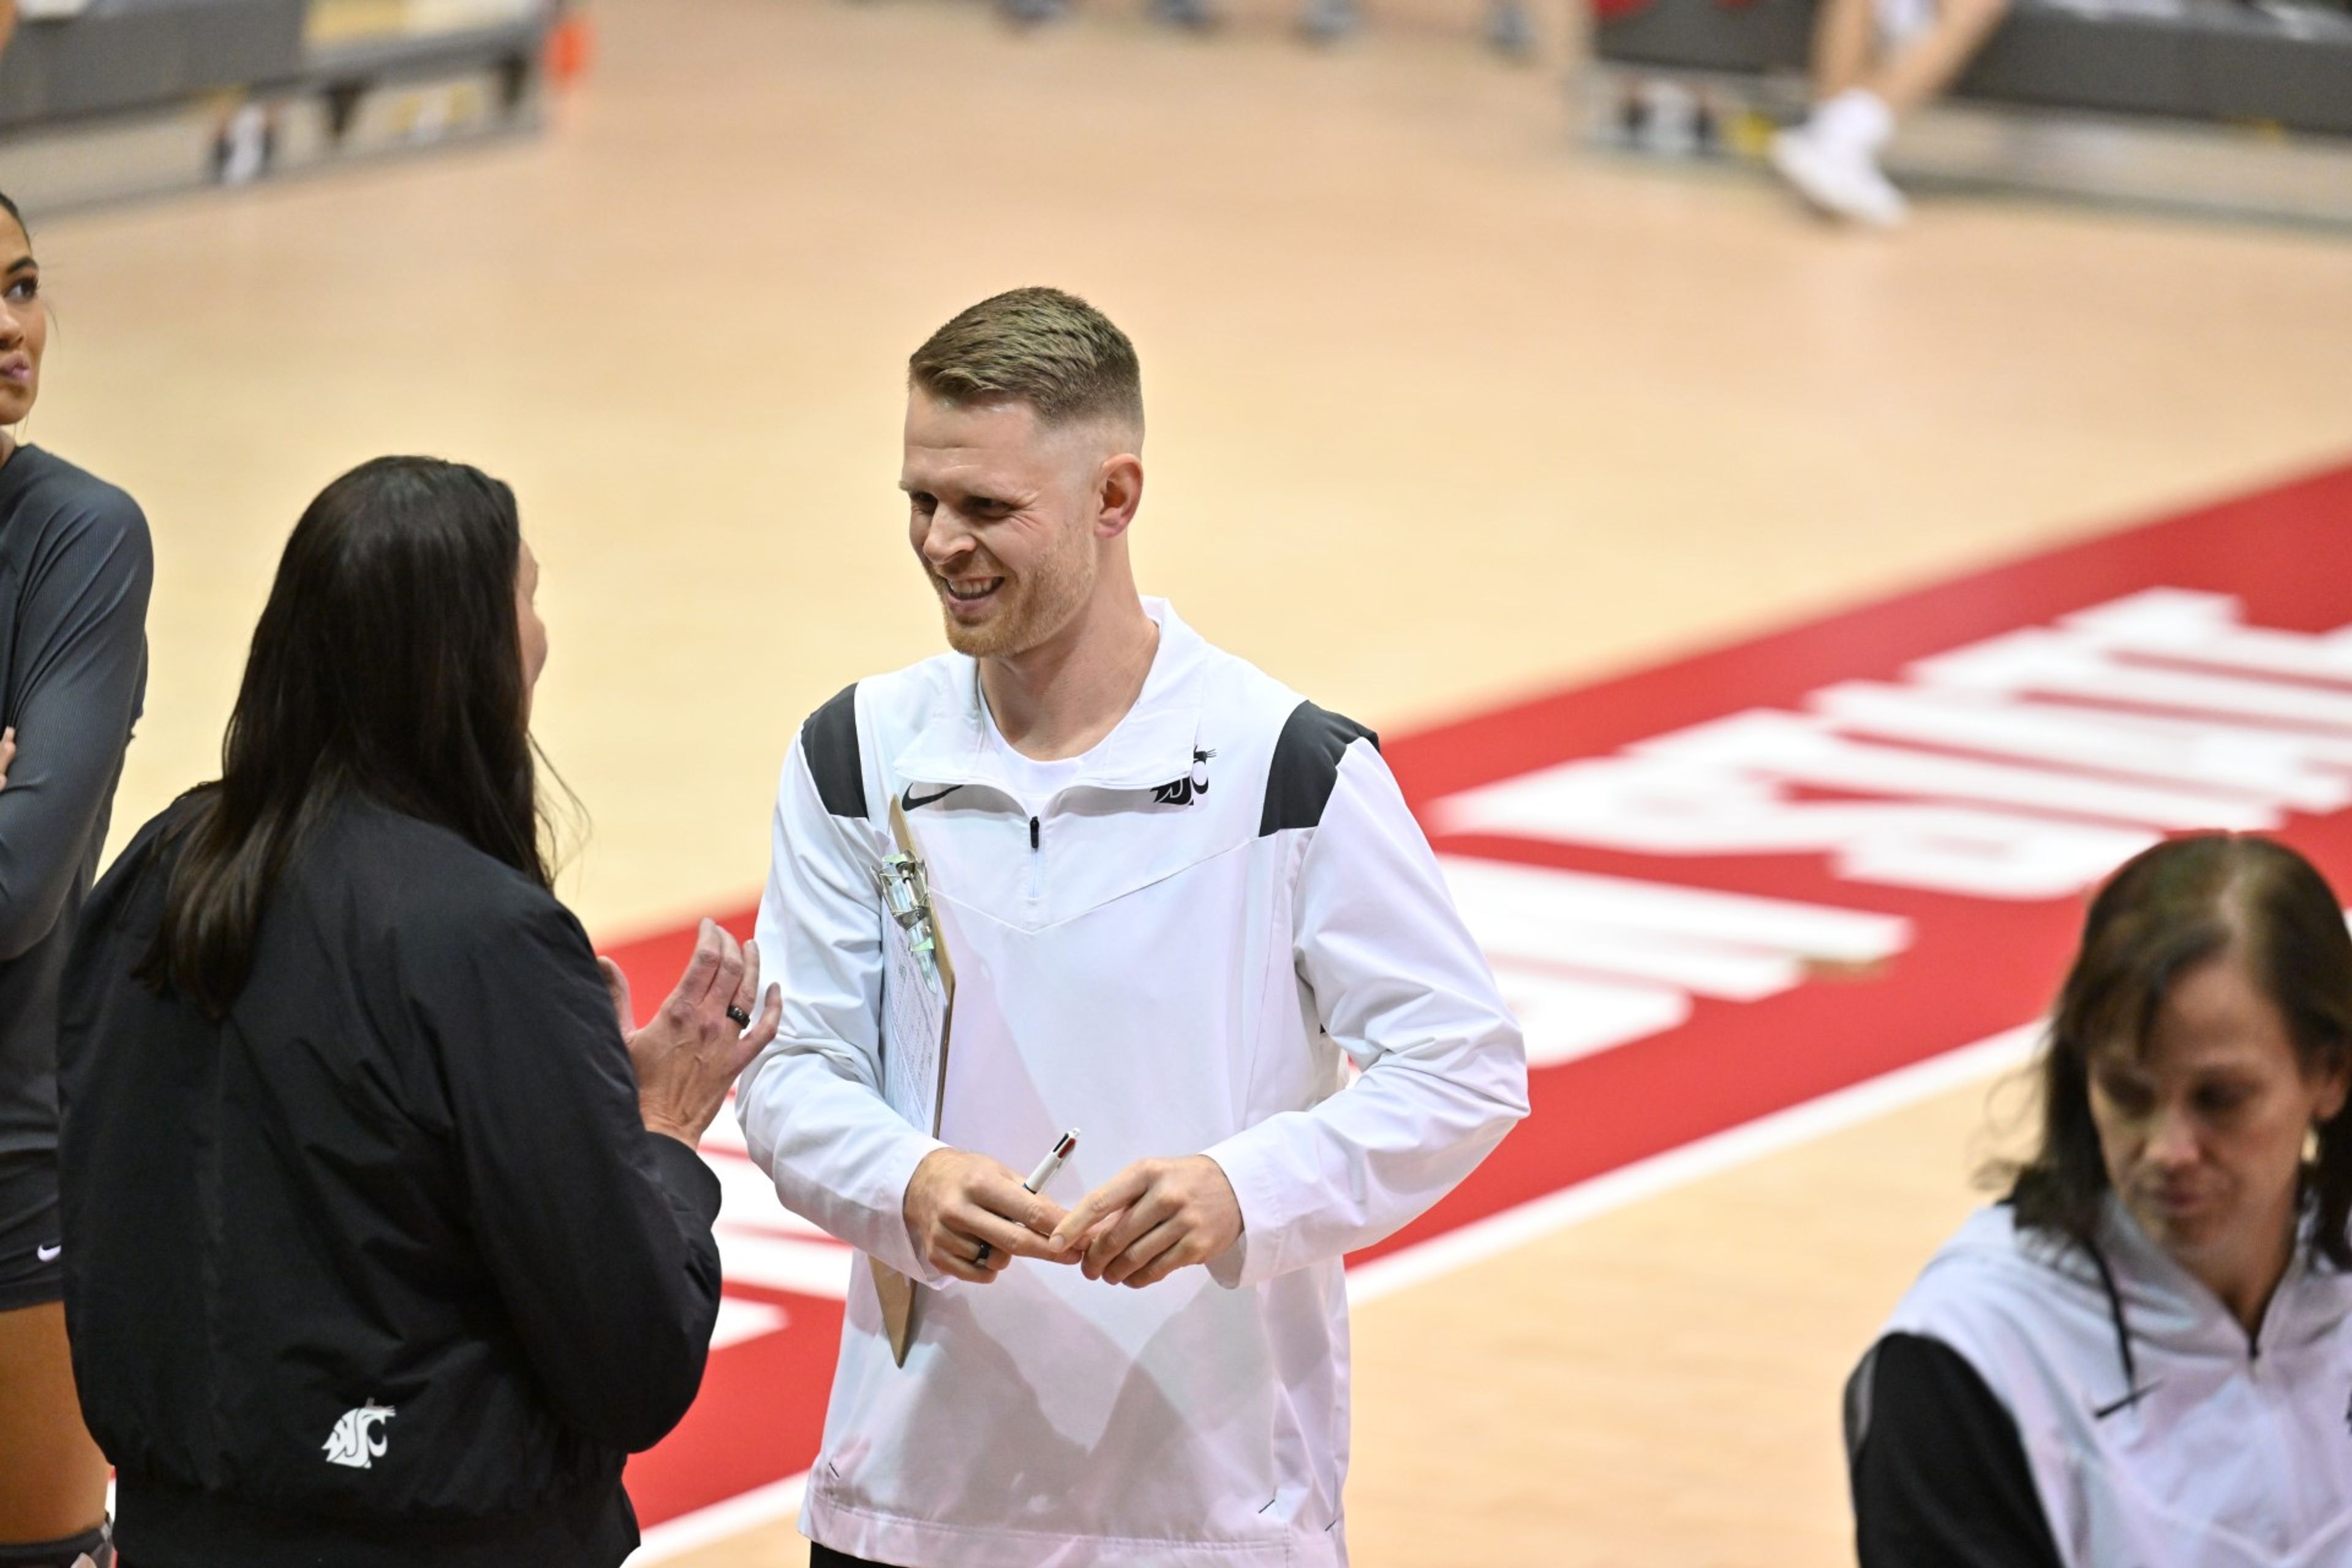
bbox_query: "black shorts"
[0,1142,64,1312]
[809,1548,905,1568]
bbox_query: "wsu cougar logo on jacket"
[322,1401,396,1469]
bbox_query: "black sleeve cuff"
[641,1131,723,1229]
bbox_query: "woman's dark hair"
[2005,833,2352,1268]
[145,456,552,1017]
[0,190,26,240]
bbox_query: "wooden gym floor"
[24,0,2352,1560]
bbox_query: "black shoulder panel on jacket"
[1847,1333,2065,1568]
[1259,701,1378,836]
[801,684,867,820]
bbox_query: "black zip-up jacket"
[57,794,724,1566]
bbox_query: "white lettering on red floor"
[1431,587,2352,1070]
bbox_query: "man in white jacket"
[735,285,1529,1568]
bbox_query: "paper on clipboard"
[878,886,948,1137]
[871,796,954,1365]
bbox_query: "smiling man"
[734,287,1528,1568]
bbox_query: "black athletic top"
[1847,1333,2067,1568]
[0,445,149,1174]
[58,794,724,1567]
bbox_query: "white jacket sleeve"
[734,736,948,1285]
[1203,739,1529,1288]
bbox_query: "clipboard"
[872,795,954,1365]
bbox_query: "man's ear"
[1095,451,1144,540]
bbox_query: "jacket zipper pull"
[1029,816,1041,851]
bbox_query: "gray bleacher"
[1591,0,2352,222]
[0,0,555,211]
[1597,0,2352,136]
[0,0,306,129]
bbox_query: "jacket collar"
[892,598,1207,797]
[2095,1191,2351,1361]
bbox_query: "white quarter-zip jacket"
[735,599,1529,1568]
[1854,1197,2352,1567]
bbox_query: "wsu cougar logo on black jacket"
[322,1402,396,1469]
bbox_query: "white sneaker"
[1770,126,1909,228]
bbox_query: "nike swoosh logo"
[2093,1382,2161,1420]
[902,785,963,810]
[36,1242,60,1262]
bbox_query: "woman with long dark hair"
[57,456,780,1566]
[1846,833,2352,1567]
[0,190,153,1568]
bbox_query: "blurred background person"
[1846,834,2352,1567]
[1769,0,2011,225]
[56,456,782,1567]
[0,187,151,1568]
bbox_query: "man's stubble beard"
[937,527,1096,660]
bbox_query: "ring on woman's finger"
[726,1004,752,1027]
[973,1240,993,1266]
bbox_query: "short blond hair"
[908,287,1144,434]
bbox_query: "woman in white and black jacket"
[1847,833,2352,1568]
[57,457,783,1567]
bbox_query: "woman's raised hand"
[600,918,781,1147]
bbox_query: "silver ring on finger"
[726,1004,752,1027]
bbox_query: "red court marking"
[608,459,2352,1527]
[620,1291,842,1521]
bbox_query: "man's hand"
[1052,1155,1243,1288]
[0,726,17,790]
[903,1148,1072,1284]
